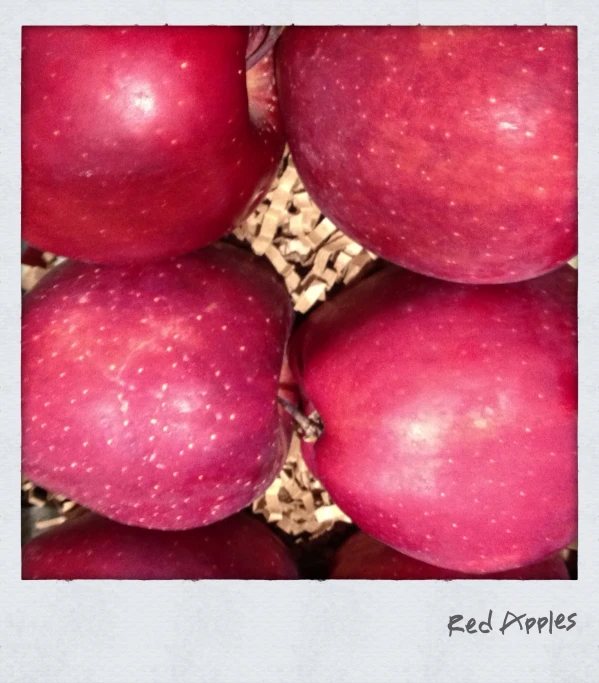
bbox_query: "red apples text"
[23,511,299,580]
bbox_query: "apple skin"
[22,26,284,264]
[289,265,577,573]
[22,243,293,530]
[22,511,299,580]
[276,26,577,284]
[330,531,569,580]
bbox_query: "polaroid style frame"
[1,1,597,681]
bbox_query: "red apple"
[289,264,577,573]
[276,26,577,284]
[330,531,569,580]
[22,511,299,580]
[22,26,284,263]
[22,243,293,530]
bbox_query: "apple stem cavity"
[246,26,285,71]
[277,396,323,442]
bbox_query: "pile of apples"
[21,25,577,580]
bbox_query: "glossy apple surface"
[276,26,577,283]
[22,26,284,263]
[330,531,569,580]
[22,511,299,580]
[22,243,293,530]
[290,265,577,573]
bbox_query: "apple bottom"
[22,510,299,580]
[330,531,570,580]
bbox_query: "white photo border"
[1,2,597,682]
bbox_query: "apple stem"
[246,26,285,71]
[277,396,324,442]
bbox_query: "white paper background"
[1,1,597,681]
